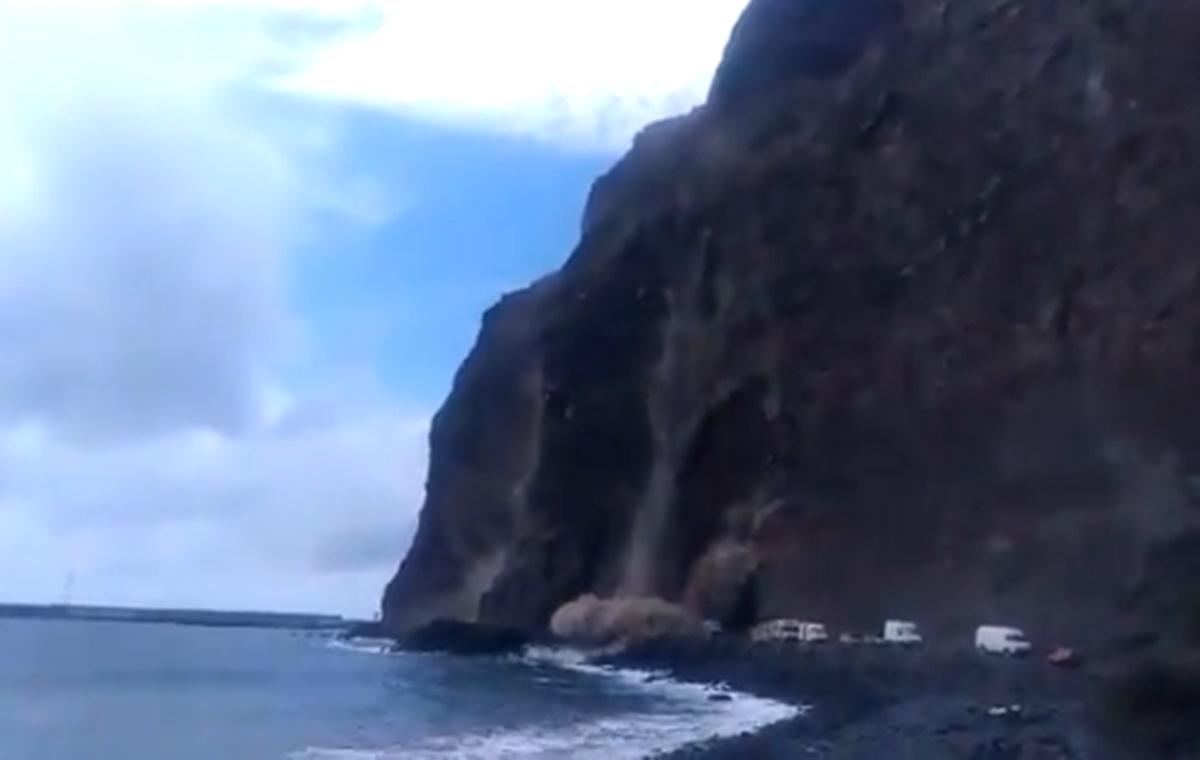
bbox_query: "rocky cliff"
[383,0,1200,665]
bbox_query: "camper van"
[883,620,923,645]
[975,625,1032,655]
[751,619,828,644]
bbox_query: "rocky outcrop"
[383,0,1200,682]
[396,619,531,657]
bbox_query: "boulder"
[397,619,530,656]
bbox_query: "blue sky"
[286,108,610,404]
[0,0,748,616]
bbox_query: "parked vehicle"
[751,619,828,643]
[883,620,923,645]
[975,625,1032,655]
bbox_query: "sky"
[0,0,749,618]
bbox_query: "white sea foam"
[298,645,805,759]
[323,637,395,656]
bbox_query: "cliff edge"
[383,0,1200,677]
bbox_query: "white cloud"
[0,7,303,439]
[0,2,424,615]
[0,109,295,438]
[274,0,750,151]
[2,0,748,152]
[0,398,428,617]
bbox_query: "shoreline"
[593,638,1109,759]
[519,644,806,756]
[357,622,1194,757]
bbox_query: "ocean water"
[0,619,798,759]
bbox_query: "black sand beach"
[601,639,1118,759]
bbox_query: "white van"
[751,619,829,644]
[975,625,1032,655]
[883,620,923,645]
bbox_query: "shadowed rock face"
[383,0,1200,668]
[710,0,901,101]
[396,620,531,657]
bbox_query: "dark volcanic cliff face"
[384,0,1200,659]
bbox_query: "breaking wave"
[296,645,803,759]
[323,637,394,656]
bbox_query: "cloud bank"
[0,4,422,616]
[0,0,746,615]
[277,0,749,151]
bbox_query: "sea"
[0,619,798,759]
